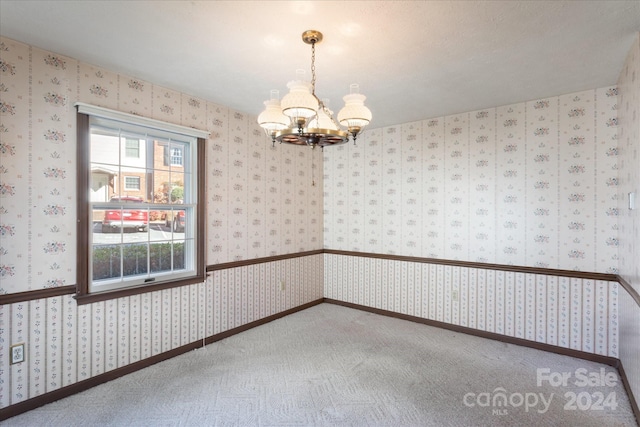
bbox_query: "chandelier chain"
[310,41,316,95]
[310,40,340,129]
[311,146,316,186]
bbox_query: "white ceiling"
[1,1,639,129]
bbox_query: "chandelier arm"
[327,104,342,129]
[316,97,343,133]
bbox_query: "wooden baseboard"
[323,298,618,365]
[0,298,324,422]
[618,359,640,426]
[324,298,640,426]
[202,298,324,345]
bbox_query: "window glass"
[87,116,198,293]
[171,147,183,166]
[124,176,141,190]
[124,138,140,158]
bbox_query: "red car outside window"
[102,196,149,233]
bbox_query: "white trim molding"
[75,102,210,139]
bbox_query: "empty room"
[0,1,639,425]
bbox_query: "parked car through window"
[102,196,149,233]
[165,209,185,232]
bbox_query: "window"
[171,147,183,166]
[125,138,140,158]
[76,103,207,302]
[124,176,141,190]
[162,145,184,167]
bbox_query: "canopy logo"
[462,388,553,415]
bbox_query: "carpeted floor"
[2,303,637,426]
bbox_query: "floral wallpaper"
[324,87,619,273]
[0,36,324,409]
[0,36,323,295]
[617,35,640,294]
[616,33,640,412]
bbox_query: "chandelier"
[257,30,372,148]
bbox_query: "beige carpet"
[2,303,637,426]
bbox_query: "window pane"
[181,171,193,204]
[101,204,148,234]
[92,208,107,235]
[121,134,146,168]
[92,244,121,281]
[90,166,117,202]
[90,131,120,167]
[172,241,186,271]
[151,171,167,204]
[180,207,194,239]
[147,208,184,240]
[150,168,171,204]
[155,138,171,171]
[122,243,149,277]
[114,167,149,202]
[169,171,185,204]
[150,242,176,273]
[170,140,188,168]
[149,208,169,229]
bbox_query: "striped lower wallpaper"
[0,251,627,411]
[0,254,324,409]
[324,253,619,358]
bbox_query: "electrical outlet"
[452,290,459,302]
[10,343,25,365]
[279,280,285,291]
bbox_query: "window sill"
[74,273,205,305]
